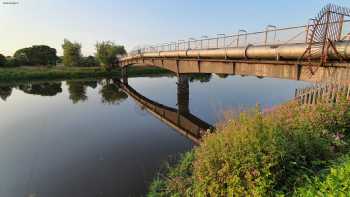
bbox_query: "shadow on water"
[115,75,214,144]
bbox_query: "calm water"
[0,74,310,196]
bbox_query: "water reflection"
[100,79,128,105]
[18,82,62,96]
[188,73,212,83]
[0,75,313,196]
[117,75,213,144]
[0,86,12,101]
[66,81,89,103]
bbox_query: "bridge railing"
[128,20,350,56]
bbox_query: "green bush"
[294,155,350,196]
[148,151,195,197]
[149,99,350,196]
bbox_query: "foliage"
[294,155,350,196]
[0,66,170,82]
[80,56,99,67]
[95,41,126,69]
[66,81,88,103]
[0,86,12,101]
[5,57,19,67]
[14,45,57,66]
[0,54,6,67]
[188,74,212,83]
[149,99,350,196]
[18,83,62,96]
[99,79,128,105]
[148,151,195,197]
[62,39,82,67]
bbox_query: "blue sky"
[1,0,350,56]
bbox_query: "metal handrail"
[128,19,350,55]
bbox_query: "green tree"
[0,54,7,67]
[14,45,57,66]
[62,39,82,67]
[80,56,99,67]
[95,41,126,69]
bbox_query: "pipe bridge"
[119,4,350,77]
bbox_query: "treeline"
[0,39,126,68]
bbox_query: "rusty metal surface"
[301,4,350,73]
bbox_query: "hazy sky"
[1,0,350,56]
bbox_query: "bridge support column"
[295,64,302,80]
[177,75,190,115]
[122,66,128,84]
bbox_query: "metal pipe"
[127,40,350,60]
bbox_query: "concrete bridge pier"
[177,75,190,115]
[121,66,128,84]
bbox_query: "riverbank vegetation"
[0,39,171,81]
[149,98,350,196]
[0,66,171,81]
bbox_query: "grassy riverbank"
[149,99,350,196]
[0,66,171,81]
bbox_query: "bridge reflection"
[115,76,213,144]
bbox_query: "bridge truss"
[301,4,350,74]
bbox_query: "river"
[0,74,310,196]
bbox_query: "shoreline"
[0,66,172,82]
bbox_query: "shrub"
[148,151,195,197]
[149,99,350,196]
[294,155,350,196]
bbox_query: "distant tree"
[56,56,63,64]
[95,41,126,69]
[5,57,19,67]
[62,39,82,67]
[14,45,57,66]
[0,54,6,67]
[80,56,99,67]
